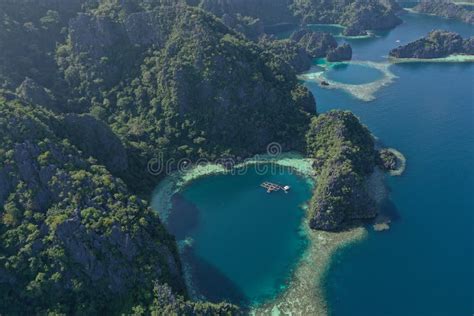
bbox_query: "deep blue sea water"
[166,166,312,306]
[155,12,473,314]
[305,13,474,316]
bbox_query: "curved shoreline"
[151,152,319,304]
[151,152,315,224]
[299,60,398,101]
[385,148,407,176]
[389,54,474,63]
[308,23,376,40]
[151,152,391,315]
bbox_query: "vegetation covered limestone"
[0,0,398,313]
[305,111,377,231]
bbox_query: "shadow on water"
[379,198,401,222]
[181,247,250,307]
[167,194,200,240]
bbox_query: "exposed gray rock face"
[125,11,168,47]
[462,37,474,55]
[13,142,54,211]
[0,167,13,207]
[259,36,313,72]
[293,85,317,114]
[309,160,377,231]
[291,29,338,58]
[16,78,56,110]
[414,0,474,25]
[0,101,188,312]
[69,13,127,58]
[197,0,296,25]
[55,217,149,293]
[61,114,128,174]
[389,30,473,59]
[306,111,377,231]
[289,29,352,62]
[341,1,402,36]
[327,43,353,62]
[221,13,264,39]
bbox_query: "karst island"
[0,0,472,315]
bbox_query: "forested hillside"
[189,0,402,36]
[0,0,391,313]
[0,0,313,313]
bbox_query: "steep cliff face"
[414,0,474,25]
[289,29,353,63]
[15,78,58,111]
[306,111,377,231]
[190,0,402,37]
[258,37,314,73]
[292,0,402,36]
[326,43,353,62]
[196,0,296,25]
[57,4,314,194]
[0,0,85,89]
[0,99,186,314]
[290,29,338,58]
[389,30,474,58]
[60,114,129,174]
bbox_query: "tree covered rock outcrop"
[389,30,474,59]
[291,0,402,36]
[377,148,398,171]
[290,29,338,58]
[15,78,58,111]
[0,0,86,90]
[60,114,129,174]
[414,0,474,25]
[0,98,191,314]
[57,3,314,192]
[193,0,296,26]
[0,0,392,311]
[326,43,353,62]
[258,36,313,73]
[306,111,377,231]
[281,29,352,69]
[189,0,402,37]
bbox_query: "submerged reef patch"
[299,60,398,102]
[251,224,367,316]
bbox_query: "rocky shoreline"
[412,0,474,24]
[389,30,474,59]
[377,148,407,176]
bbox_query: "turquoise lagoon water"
[308,24,345,36]
[154,12,473,314]
[325,63,384,85]
[303,12,473,316]
[166,166,312,306]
